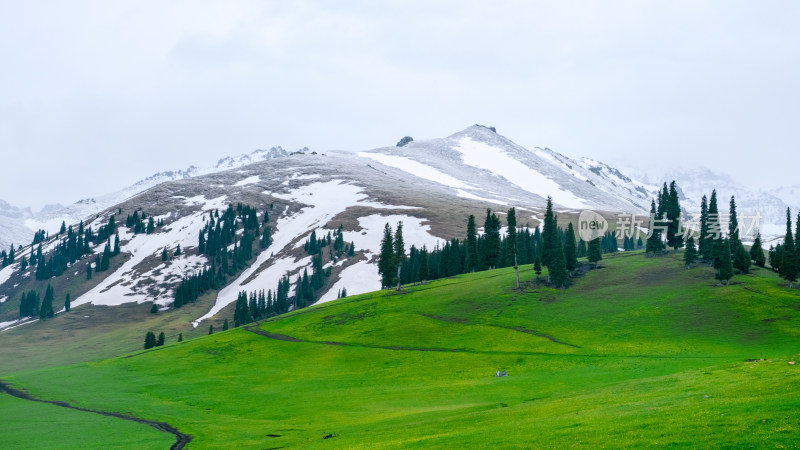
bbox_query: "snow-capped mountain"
[357,125,659,213]
[3,125,666,333]
[3,124,793,334]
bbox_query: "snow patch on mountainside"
[317,260,380,304]
[233,176,261,187]
[357,152,472,189]
[0,263,16,288]
[453,138,590,209]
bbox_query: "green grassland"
[2,251,799,448]
[0,391,171,449]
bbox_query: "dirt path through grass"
[0,380,191,450]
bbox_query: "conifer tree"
[113,233,120,255]
[157,332,165,347]
[144,331,156,349]
[548,233,569,288]
[577,239,587,258]
[223,318,229,331]
[587,237,602,267]
[780,208,798,288]
[728,196,741,248]
[750,231,766,267]
[645,200,664,255]
[394,222,406,291]
[161,247,168,262]
[465,215,478,273]
[733,243,751,274]
[703,190,720,261]
[667,181,683,250]
[40,284,55,320]
[717,239,733,285]
[175,244,181,256]
[419,247,429,283]
[541,197,556,268]
[482,209,501,270]
[64,293,71,312]
[564,222,577,271]
[341,287,347,297]
[378,223,395,288]
[208,325,214,335]
[178,333,183,342]
[684,236,698,269]
[533,254,542,280]
[505,208,518,267]
[150,303,158,314]
[86,263,92,280]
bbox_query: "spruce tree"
[223,318,229,331]
[577,239,587,258]
[40,284,55,320]
[378,223,395,288]
[587,237,602,267]
[64,293,71,312]
[564,222,577,271]
[704,190,720,261]
[157,332,165,347]
[150,303,158,314]
[733,243,751,274]
[541,197,556,267]
[178,333,183,342]
[645,199,664,255]
[717,238,733,285]
[419,248,429,283]
[684,236,698,269]
[394,222,406,291]
[465,215,477,273]
[780,208,798,288]
[144,331,156,349]
[208,325,214,335]
[750,231,766,268]
[481,209,501,270]
[728,196,741,248]
[161,247,168,262]
[667,181,683,250]
[548,233,569,288]
[86,263,92,280]
[505,208,518,267]
[533,254,542,279]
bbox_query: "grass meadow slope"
[2,251,799,448]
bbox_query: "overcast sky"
[1,1,798,210]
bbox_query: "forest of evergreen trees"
[173,203,265,308]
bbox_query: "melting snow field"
[454,138,589,209]
[0,318,37,332]
[193,180,416,326]
[0,263,15,288]
[339,214,443,255]
[358,152,472,189]
[233,176,261,187]
[317,260,380,304]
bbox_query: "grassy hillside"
[2,251,799,448]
